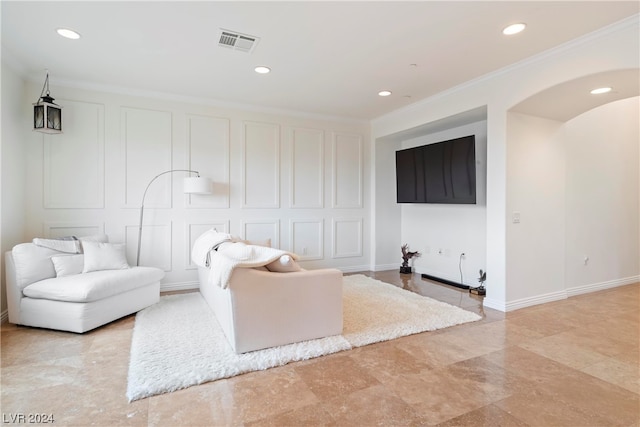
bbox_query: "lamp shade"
[183,176,212,194]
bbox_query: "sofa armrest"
[228,267,344,353]
[5,251,22,325]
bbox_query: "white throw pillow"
[82,241,130,273]
[32,237,81,254]
[265,255,301,273]
[51,254,85,277]
[78,234,109,253]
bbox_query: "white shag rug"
[127,274,481,401]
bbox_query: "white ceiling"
[2,1,639,121]
[510,69,640,121]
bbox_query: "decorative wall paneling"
[186,114,230,208]
[24,81,369,292]
[242,219,280,248]
[44,222,105,239]
[43,100,105,209]
[289,218,324,260]
[185,220,230,269]
[121,107,173,208]
[289,127,324,209]
[332,132,363,208]
[125,222,172,271]
[242,121,280,208]
[332,217,363,258]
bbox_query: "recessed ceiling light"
[590,87,612,95]
[502,23,526,35]
[378,90,392,97]
[56,28,81,39]
[254,66,271,74]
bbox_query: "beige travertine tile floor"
[1,271,638,426]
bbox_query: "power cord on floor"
[458,253,465,306]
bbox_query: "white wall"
[372,134,401,270]
[16,83,370,291]
[1,59,28,316]
[506,113,566,305]
[399,121,487,286]
[372,16,639,310]
[564,97,639,293]
[505,98,639,309]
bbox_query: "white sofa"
[5,241,164,333]
[198,265,343,353]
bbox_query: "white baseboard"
[160,281,199,293]
[482,297,506,312]
[338,264,372,273]
[372,264,398,272]
[566,275,639,297]
[1,309,8,324]
[486,275,640,313]
[502,290,568,312]
[158,265,375,292]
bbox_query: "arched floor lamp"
[137,169,212,266]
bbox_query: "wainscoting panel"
[290,128,324,208]
[242,219,280,248]
[242,121,280,208]
[290,219,324,260]
[186,114,230,208]
[332,217,363,258]
[44,222,105,239]
[332,133,363,208]
[44,100,105,209]
[121,107,172,208]
[125,222,172,271]
[185,221,230,269]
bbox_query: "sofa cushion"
[78,234,109,252]
[265,255,302,272]
[33,237,81,254]
[82,242,129,273]
[51,254,85,277]
[12,243,61,289]
[22,267,164,303]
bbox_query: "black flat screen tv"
[396,135,476,204]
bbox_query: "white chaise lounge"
[5,238,164,333]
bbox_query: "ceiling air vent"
[218,29,260,53]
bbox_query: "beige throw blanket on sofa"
[208,242,298,289]
[190,229,298,288]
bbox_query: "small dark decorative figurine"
[470,269,486,295]
[400,244,420,274]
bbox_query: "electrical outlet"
[583,255,589,266]
[512,211,521,224]
[302,247,308,255]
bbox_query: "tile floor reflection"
[1,271,638,426]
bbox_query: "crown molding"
[374,13,640,124]
[23,75,369,126]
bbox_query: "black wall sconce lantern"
[33,70,63,134]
